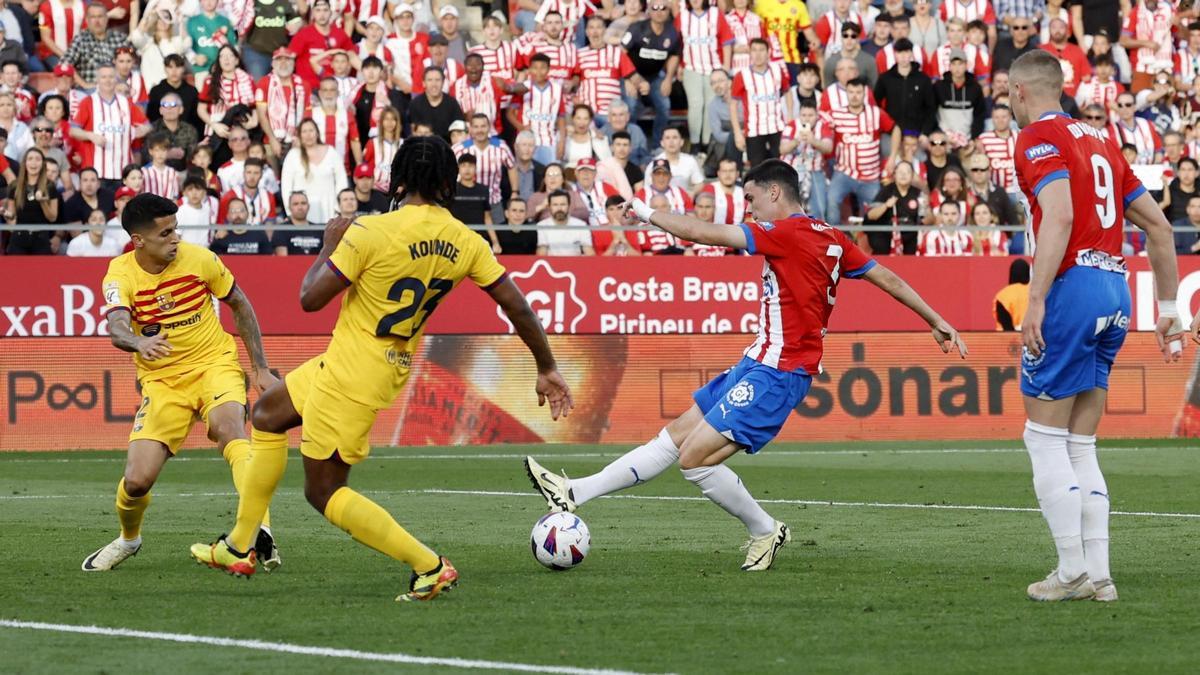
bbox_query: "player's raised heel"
[81,537,141,571]
[741,521,790,572]
[1092,579,1119,602]
[398,557,459,602]
[1026,570,1094,601]
[524,456,576,513]
[256,527,282,573]
[190,536,257,578]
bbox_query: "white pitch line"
[0,619,658,675]
[2,487,1198,520]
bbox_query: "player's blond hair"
[1010,50,1065,99]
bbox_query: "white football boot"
[81,537,141,571]
[1027,570,1095,601]
[741,521,790,571]
[1092,579,1119,602]
[524,456,576,513]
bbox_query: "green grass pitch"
[1,440,1198,674]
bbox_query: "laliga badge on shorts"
[1021,346,1044,368]
[726,381,755,408]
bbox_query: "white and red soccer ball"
[530,512,590,570]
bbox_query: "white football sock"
[571,428,679,506]
[1024,420,1086,582]
[681,464,775,537]
[120,536,142,550]
[1068,432,1111,583]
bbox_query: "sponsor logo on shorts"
[726,381,755,408]
[1021,346,1044,369]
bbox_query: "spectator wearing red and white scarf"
[1074,55,1123,112]
[355,15,394,66]
[200,45,257,137]
[351,55,405,141]
[254,48,311,160]
[311,75,363,169]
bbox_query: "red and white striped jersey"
[118,70,148,105]
[739,217,876,373]
[311,101,361,167]
[11,88,36,122]
[37,0,84,60]
[517,79,566,148]
[725,10,770,71]
[635,184,694,215]
[334,75,357,107]
[1175,47,1200,87]
[518,36,579,83]
[217,158,246,193]
[731,63,790,137]
[938,0,996,25]
[782,118,832,173]
[72,93,146,181]
[876,43,927,73]
[219,186,277,225]
[348,0,387,24]
[201,70,257,133]
[676,7,734,74]
[362,136,400,194]
[926,190,973,225]
[453,138,516,203]
[1187,139,1200,160]
[976,129,1017,191]
[470,42,522,79]
[385,32,430,86]
[1122,0,1174,74]
[142,163,180,201]
[699,182,746,225]
[574,44,636,118]
[813,10,864,58]
[926,43,990,81]
[1074,76,1123,110]
[255,73,311,143]
[412,57,462,95]
[574,179,621,250]
[534,0,596,38]
[1110,117,1162,165]
[828,105,894,181]
[357,40,394,66]
[450,75,506,133]
[818,83,877,114]
[918,227,974,256]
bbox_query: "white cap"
[393,2,415,16]
[439,4,459,17]
[365,15,387,30]
[449,120,468,132]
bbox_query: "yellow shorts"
[286,355,398,465]
[130,359,247,453]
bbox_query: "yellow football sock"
[115,478,150,541]
[227,429,287,552]
[324,486,440,572]
[223,438,272,531]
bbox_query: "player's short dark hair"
[611,130,631,142]
[529,53,551,66]
[182,175,206,192]
[145,131,170,150]
[506,196,526,208]
[940,200,961,212]
[874,15,892,26]
[457,153,477,165]
[749,37,770,50]
[845,77,869,89]
[122,193,179,234]
[893,38,914,53]
[743,159,801,202]
[422,65,445,80]
[163,53,188,69]
[465,52,484,65]
[1,59,24,74]
[966,19,987,33]
[892,14,910,26]
[79,166,98,179]
[122,163,141,180]
[605,194,625,208]
[361,55,384,70]
[1093,53,1115,69]
[389,134,458,208]
[547,188,571,204]
[470,112,490,125]
[244,157,266,170]
[718,157,740,168]
[796,62,820,77]
[1009,259,1030,285]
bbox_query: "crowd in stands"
[1,0,1199,257]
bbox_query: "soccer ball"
[530,512,590,570]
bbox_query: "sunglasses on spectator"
[650,5,667,10]
[930,139,947,146]
[33,127,53,133]
[1011,25,1031,30]
[970,168,988,172]
[1085,115,1105,121]
[842,32,859,39]
[1117,102,1134,108]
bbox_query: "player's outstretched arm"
[626,198,749,250]
[107,308,172,361]
[1024,179,1074,359]
[300,217,355,313]
[862,264,968,358]
[221,286,279,392]
[1126,191,1186,359]
[486,277,574,420]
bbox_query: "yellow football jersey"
[756,0,812,64]
[325,204,507,408]
[102,242,238,383]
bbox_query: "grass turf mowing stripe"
[0,620,662,675]
[3,487,1199,519]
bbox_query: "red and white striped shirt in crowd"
[219,186,277,225]
[782,118,832,173]
[1122,0,1174,74]
[312,101,361,167]
[385,32,430,88]
[518,34,579,83]
[574,178,621,250]
[37,0,84,60]
[11,88,36,122]
[1109,117,1162,165]
[118,71,148,106]
[573,44,636,118]
[1175,47,1200,88]
[939,0,996,25]
[142,163,180,200]
[926,191,973,225]
[876,43,927,74]
[635,184,694,216]
[1186,139,1200,160]
[535,0,595,40]
[362,136,401,194]
[217,158,247,193]
[699,182,746,225]
[72,92,146,180]
[828,104,894,182]
[731,62,790,137]
[348,0,387,24]
[453,138,516,203]
[517,79,566,148]
[676,6,734,74]
[818,83,877,114]
[255,73,311,143]
[725,10,768,71]
[813,10,864,58]
[334,75,358,107]
[412,57,462,95]
[1074,76,1123,110]
[918,227,974,256]
[357,40,394,66]
[976,129,1017,192]
[925,43,990,81]
[470,41,521,79]
[201,70,256,134]
[449,75,506,134]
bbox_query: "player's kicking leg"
[81,439,169,571]
[206,400,281,572]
